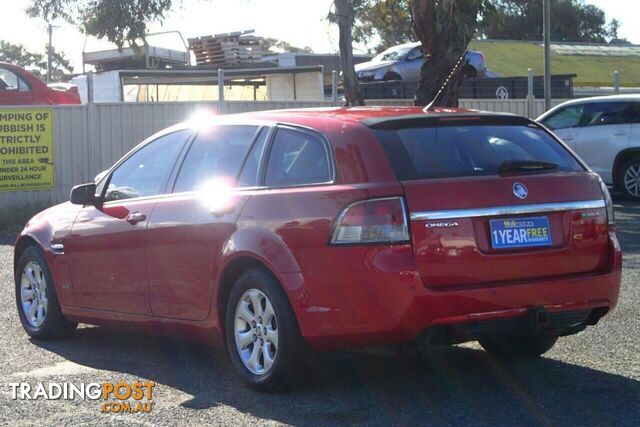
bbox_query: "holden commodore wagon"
[14,107,622,391]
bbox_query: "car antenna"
[424,48,469,112]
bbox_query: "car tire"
[479,334,558,359]
[225,267,305,392]
[617,158,640,201]
[15,245,77,340]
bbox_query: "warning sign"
[0,109,54,192]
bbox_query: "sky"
[0,0,638,73]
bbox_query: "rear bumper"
[291,233,622,351]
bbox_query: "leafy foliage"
[0,41,43,68]
[27,0,175,48]
[352,0,623,54]
[0,41,73,82]
[481,0,620,43]
[261,38,313,54]
[352,0,414,52]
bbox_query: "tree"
[261,38,313,54]
[27,0,174,48]
[42,44,74,81]
[608,19,631,45]
[481,0,617,43]
[329,0,364,106]
[411,0,484,107]
[352,0,413,52]
[0,41,43,68]
[0,41,73,82]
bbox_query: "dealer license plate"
[490,217,552,249]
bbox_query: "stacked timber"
[189,30,263,66]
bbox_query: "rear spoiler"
[362,113,535,130]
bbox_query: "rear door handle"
[125,212,147,225]
[562,136,575,141]
[614,131,627,136]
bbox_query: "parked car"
[14,107,621,391]
[0,62,81,105]
[354,42,487,81]
[538,95,640,200]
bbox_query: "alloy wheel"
[20,261,48,328]
[624,164,640,197]
[234,289,278,375]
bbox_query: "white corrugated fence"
[0,98,559,211]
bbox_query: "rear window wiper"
[499,160,559,175]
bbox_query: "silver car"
[355,42,487,82]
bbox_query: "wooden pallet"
[188,30,264,66]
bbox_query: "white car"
[538,95,640,200]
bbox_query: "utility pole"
[47,23,53,83]
[543,0,552,111]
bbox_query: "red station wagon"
[14,107,622,391]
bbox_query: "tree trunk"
[334,0,365,106]
[410,0,481,107]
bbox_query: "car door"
[629,102,640,149]
[572,101,633,184]
[402,47,423,81]
[0,67,33,105]
[145,124,265,320]
[66,129,190,314]
[539,103,586,150]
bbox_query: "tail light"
[330,197,409,245]
[597,175,615,229]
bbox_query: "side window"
[173,125,258,193]
[541,105,584,130]
[629,103,640,124]
[407,47,423,61]
[265,129,331,187]
[583,102,638,127]
[237,128,269,187]
[0,68,30,92]
[104,130,188,202]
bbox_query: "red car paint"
[14,107,622,350]
[0,63,81,105]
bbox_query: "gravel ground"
[0,198,638,426]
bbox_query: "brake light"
[331,197,409,245]
[597,175,615,229]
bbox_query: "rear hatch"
[371,115,611,288]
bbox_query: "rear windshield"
[376,124,584,180]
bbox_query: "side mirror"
[70,183,97,206]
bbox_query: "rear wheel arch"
[613,148,640,188]
[216,256,294,334]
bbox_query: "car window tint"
[237,128,268,187]
[0,68,25,91]
[583,102,638,126]
[174,125,258,193]
[105,130,188,201]
[377,125,583,180]
[629,103,640,124]
[407,47,423,61]
[541,105,584,130]
[17,76,30,91]
[265,129,331,187]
